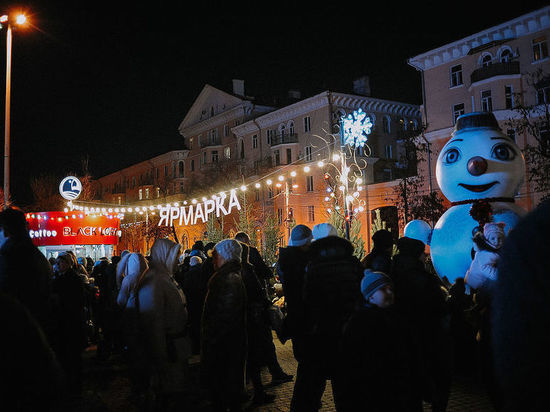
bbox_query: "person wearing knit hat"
[202,238,247,411]
[288,224,313,247]
[336,272,420,411]
[361,270,395,308]
[483,222,506,250]
[312,222,338,240]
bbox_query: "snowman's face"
[436,128,525,202]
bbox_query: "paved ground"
[72,333,495,411]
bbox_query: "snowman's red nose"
[467,156,488,176]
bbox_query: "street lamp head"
[15,14,26,25]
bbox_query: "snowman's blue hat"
[453,112,502,136]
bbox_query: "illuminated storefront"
[26,211,121,260]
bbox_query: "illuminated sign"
[341,108,372,148]
[26,212,120,246]
[59,176,82,200]
[158,190,241,226]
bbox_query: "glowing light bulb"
[317,161,325,167]
[255,183,261,188]
[304,166,310,173]
[240,185,247,191]
[266,179,272,185]
[290,171,297,177]
[278,175,284,181]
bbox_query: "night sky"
[1,1,548,205]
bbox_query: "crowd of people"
[0,199,549,411]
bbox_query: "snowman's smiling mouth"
[458,181,498,192]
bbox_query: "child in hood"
[465,222,506,289]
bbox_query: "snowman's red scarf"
[451,197,515,206]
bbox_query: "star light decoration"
[341,108,373,148]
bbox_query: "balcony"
[470,61,520,84]
[200,137,222,148]
[270,133,298,146]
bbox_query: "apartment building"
[408,5,550,210]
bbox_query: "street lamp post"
[1,12,27,206]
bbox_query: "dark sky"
[1,1,548,205]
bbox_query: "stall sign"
[26,211,120,246]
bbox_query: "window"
[481,90,493,112]
[286,148,292,164]
[202,151,207,165]
[481,54,492,68]
[306,175,314,192]
[180,182,184,193]
[268,186,273,199]
[277,208,284,225]
[255,189,260,201]
[304,116,311,132]
[178,161,184,178]
[385,144,393,159]
[533,36,548,62]
[139,189,143,200]
[156,187,160,198]
[252,134,258,149]
[383,116,391,134]
[279,124,286,137]
[453,103,465,124]
[536,82,550,105]
[289,121,295,135]
[307,206,315,222]
[164,165,168,177]
[450,65,463,87]
[224,146,231,159]
[274,150,280,166]
[267,129,274,145]
[240,140,245,159]
[132,177,136,188]
[500,48,513,63]
[505,85,514,109]
[224,125,230,137]
[189,137,193,149]
[212,150,219,163]
[145,188,150,199]
[305,146,313,162]
[190,159,194,172]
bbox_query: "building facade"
[92,79,421,253]
[408,5,550,210]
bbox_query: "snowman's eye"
[491,143,516,161]
[443,148,460,164]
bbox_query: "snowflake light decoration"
[341,108,373,148]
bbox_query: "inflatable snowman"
[427,112,526,284]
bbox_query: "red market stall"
[26,211,121,260]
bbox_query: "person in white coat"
[134,239,191,409]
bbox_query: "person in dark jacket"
[239,242,276,405]
[0,207,54,338]
[235,232,292,386]
[361,228,394,274]
[51,252,88,396]
[391,236,450,412]
[291,223,363,412]
[201,239,247,412]
[491,199,550,411]
[335,270,421,412]
[0,291,65,411]
[180,255,203,355]
[277,224,313,361]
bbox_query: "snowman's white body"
[428,113,526,284]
